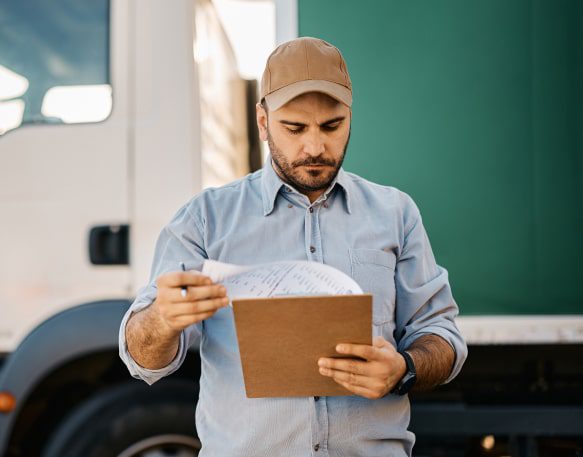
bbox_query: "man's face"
[256,92,351,196]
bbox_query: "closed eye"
[322,123,340,131]
[321,117,345,131]
[287,127,304,135]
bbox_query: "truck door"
[0,0,131,352]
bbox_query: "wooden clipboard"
[232,294,372,398]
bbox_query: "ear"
[256,102,268,142]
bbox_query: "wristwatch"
[392,350,417,395]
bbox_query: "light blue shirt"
[119,159,467,457]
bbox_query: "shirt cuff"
[118,298,188,386]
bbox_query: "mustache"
[293,157,336,167]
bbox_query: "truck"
[0,0,259,455]
[1,0,582,457]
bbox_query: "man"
[119,37,467,456]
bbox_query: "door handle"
[88,224,129,265]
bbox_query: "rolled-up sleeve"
[118,202,207,385]
[394,198,467,384]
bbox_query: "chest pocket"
[349,248,396,325]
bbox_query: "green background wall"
[299,0,582,315]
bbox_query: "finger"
[318,357,370,376]
[167,284,227,303]
[157,271,213,288]
[334,380,381,399]
[172,311,217,327]
[318,366,371,388]
[168,297,230,317]
[335,343,379,361]
[189,296,230,314]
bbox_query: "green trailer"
[297,0,583,455]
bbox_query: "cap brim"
[264,80,352,111]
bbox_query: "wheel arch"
[0,300,200,456]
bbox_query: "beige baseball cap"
[260,37,352,111]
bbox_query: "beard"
[267,129,351,193]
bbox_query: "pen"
[180,262,188,298]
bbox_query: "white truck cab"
[0,0,257,455]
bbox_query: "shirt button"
[314,396,320,401]
[314,444,320,452]
[309,207,314,213]
[288,203,293,208]
[310,246,316,253]
[323,202,328,208]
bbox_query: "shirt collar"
[261,155,352,216]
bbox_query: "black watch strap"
[393,350,417,396]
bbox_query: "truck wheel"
[42,379,201,457]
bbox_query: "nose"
[302,130,325,156]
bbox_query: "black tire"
[41,379,201,457]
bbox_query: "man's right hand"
[125,271,228,370]
[151,271,230,335]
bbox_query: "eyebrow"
[279,116,346,128]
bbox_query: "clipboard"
[232,294,372,398]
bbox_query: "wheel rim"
[116,434,201,457]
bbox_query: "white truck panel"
[130,0,203,289]
[0,0,132,352]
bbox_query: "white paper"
[202,259,362,301]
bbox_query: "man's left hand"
[318,336,407,399]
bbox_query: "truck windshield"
[0,0,111,135]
